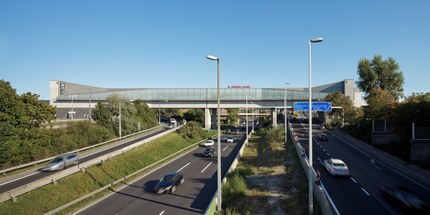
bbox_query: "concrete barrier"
[0,125,181,204]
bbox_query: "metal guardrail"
[0,126,160,175]
[0,125,178,204]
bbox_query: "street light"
[244,93,248,142]
[88,88,92,122]
[308,37,323,214]
[284,83,290,143]
[206,54,222,212]
[70,95,77,120]
[250,101,254,132]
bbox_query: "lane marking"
[223,146,228,151]
[361,188,370,196]
[177,162,190,172]
[317,157,324,165]
[159,211,165,215]
[326,152,330,156]
[370,159,381,170]
[322,149,326,152]
[201,162,212,173]
[350,177,358,184]
[0,172,40,187]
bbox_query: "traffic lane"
[321,133,430,212]
[78,137,244,215]
[314,143,392,215]
[0,128,168,194]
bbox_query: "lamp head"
[206,55,219,61]
[310,37,323,43]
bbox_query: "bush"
[177,121,207,141]
[222,174,247,211]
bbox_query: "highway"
[76,132,246,215]
[0,127,170,195]
[291,121,430,215]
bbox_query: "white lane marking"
[223,146,228,151]
[370,159,381,170]
[361,188,370,196]
[322,149,326,152]
[0,172,40,187]
[329,131,430,192]
[177,162,190,172]
[326,152,330,156]
[350,177,358,184]
[317,157,324,165]
[159,211,165,215]
[201,162,212,173]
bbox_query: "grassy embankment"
[220,131,313,215]
[0,131,214,215]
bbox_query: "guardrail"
[289,125,336,215]
[0,125,180,204]
[0,126,161,175]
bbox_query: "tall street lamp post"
[206,55,222,212]
[284,83,290,143]
[308,37,323,214]
[250,101,254,132]
[88,88,92,122]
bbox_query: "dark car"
[318,133,328,141]
[380,185,429,214]
[153,172,184,194]
[202,147,216,157]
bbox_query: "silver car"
[41,153,79,171]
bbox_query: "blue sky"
[1,1,429,100]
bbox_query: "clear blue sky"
[1,1,429,100]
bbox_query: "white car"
[226,137,234,143]
[202,139,215,147]
[324,158,350,176]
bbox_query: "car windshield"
[49,157,63,163]
[160,175,175,182]
[205,148,213,152]
[333,163,345,167]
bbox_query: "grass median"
[0,131,213,215]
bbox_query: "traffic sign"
[293,102,332,111]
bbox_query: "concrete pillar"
[211,108,218,129]
[205,108,211,130]
[272,108,277,127]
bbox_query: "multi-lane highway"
[76,132,246,215]
[291,121,430,215]
[0,127,170,195]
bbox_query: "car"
[380,185,429,214]
[153,172,184,194]
[226,137,234,143]
[225,129,231,134]
[202,147,216,157]
[41,153,79,171]
[318,133,328,141]
[166,123,174,129]
[202,139,215,147]
[324,158,349,176]
[169,118,177,124]
[234,129,240,134]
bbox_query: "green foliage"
[227,109,239,126]
[365,87,397,120]
[325,92,358,125]
[356,55,405,100]
[222,173,248,211]
[177,121,207,140]
[183,109,205,125]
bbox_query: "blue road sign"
[293,102,332,111]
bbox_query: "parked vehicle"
[324,158,349,176]
[380,185,429,214]
[318,133,328,141]
[153,172,184,194]
[202,147,216,157]
[41,153,79,171]
[202,139,215,147]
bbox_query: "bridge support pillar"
[204,108,212,130]
[272,108,277,127]
[211,108,218,129]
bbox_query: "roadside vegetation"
[0,122,215,215]
[219,125,312,215]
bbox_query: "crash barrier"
[0,125,182,204]
[204,125,253,215]
[47,125,212,215]
[289,124,337,215]
[0,126,161,176]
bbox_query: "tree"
[325,92,357,125]
[20,92,56,128]
[365,87,397,120]
[227,109,239,126]
[356,55,404,100]
[183,109,205,125]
